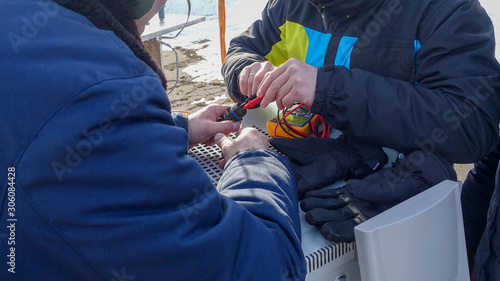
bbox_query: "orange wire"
[218,0,226,64]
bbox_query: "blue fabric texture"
[0,1,306,280]
[333,36,358,69]
[172,112,190,133]
[304,27,332,68]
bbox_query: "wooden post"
[143,38,163,69]
[218,0,226,64]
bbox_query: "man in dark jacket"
[222,0,500,242]
[462,140,500,280]
[0,0,306,280]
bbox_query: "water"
[162,0,500,83]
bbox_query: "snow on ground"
[161,0,268,82]
[161,0,500,83]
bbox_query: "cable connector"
[217,103,247,122]
[217,94,261,122]
[243,94,262,110]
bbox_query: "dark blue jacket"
[222,0,500,163]
[0,1,306,280]
[462,140,500,280]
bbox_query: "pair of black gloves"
[270,135,457,242]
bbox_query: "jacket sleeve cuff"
[220,149,298,191]
[311,65,337,116]
[172,112,189,133]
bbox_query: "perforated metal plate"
[187,126,273,185]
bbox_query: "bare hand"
[256,58,317,109]
[215,127,269,169]
[188,104,241,147]
[239,61,275,97]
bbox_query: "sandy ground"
[161,46,475,182]
[456,163,474,184]
[162,45,230,113]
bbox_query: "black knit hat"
[126,0,156,19]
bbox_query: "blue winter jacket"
[0,1,306,280]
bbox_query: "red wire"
[272,103,332,138]
[311,113,332,138]
[274,108,298,138]
[310,115,319,136]
[274,104,310,138]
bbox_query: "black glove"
[300,151,457,242]
[269,135,388,199]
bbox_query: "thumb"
[215,133,231,149]
[215,133,231,169]
[219,120,241,134]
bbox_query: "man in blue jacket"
[222,0,500,242]
[0,0,306,280]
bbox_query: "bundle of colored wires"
[273,103,332,139]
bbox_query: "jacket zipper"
[313,3,328,30]
[320,8,328,30]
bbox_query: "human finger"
[202,121,240,147]
[247,73,256,98]
[206,104,233,119]
[259,68,290,109]
[239,62,261,97]
[274,75,295,109]
[215,132,231,154]
[281,84,303,109]
[257,65,286,100]
[215,133,232,169]
[251,61,275,95]
[239,66,252,96]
